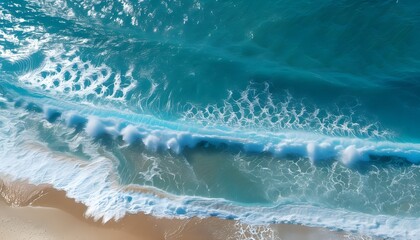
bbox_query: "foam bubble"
[85,117,108,138]
[121,125,141,144]
[306,142,336,163]
[166,137,181,153]
[342,145,364,167]
[142,134,161,152]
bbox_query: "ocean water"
[1,0,420,239]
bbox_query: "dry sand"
[0,178,365,240]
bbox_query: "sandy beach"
[0,178,365,240]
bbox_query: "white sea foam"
[181,86,392,139]
[0,98,419,239]
[17,44,136,103]
[120,124,141,144]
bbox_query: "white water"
[1,89,420,239]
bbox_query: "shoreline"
[0,178,368,240]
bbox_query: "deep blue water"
[1,0,420,239]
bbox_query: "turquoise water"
[1,0,420,239]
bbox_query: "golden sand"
[0,178,362,240]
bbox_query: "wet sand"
[0,178,363,240]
